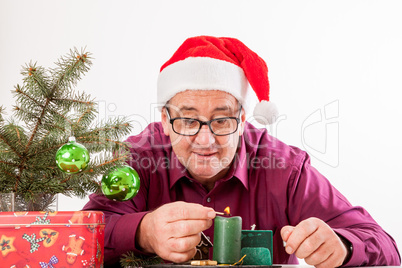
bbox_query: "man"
[83,36,400,267]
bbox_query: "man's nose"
[194,125,215,146]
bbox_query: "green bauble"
[55,137,90,173]
[101,166,140,201]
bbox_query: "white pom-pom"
[253,100,279,125]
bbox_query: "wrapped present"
[0,211,104,267]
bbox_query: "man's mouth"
[193,152,217,158]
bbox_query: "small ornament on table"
[55,137,90,173]
[101,166,140,202]
[190,260,218,266]
[193,232,213,260]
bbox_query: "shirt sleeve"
[82,150,153,266]
[287,152,401,266]
[83,193,150,266]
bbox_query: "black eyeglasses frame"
[165,106,242,136]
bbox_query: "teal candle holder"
[213,216,242,264]
[241,230,273,265]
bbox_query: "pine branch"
[24,97,51,153]
[79,136,127,148]
[0,130,22,158]
[0,167,18,192]
[62,173,100,198]
[52,97,94,113]
[0,106,5,123]
[0,160,20,167]
[77,106,96,124]
[59,174,73,184]
[51,48,92,93]
[81,153,130,175]
[72,102,97,130]
[13,105,39,124]
[34,130,51,149]
[120,251,163,268]
[13,89,72,130]
[44,107,72,126]
[52,97,92,104]
[31,141,66,157]
[36,122,66,134]
[85,118,132,140]
[14,84,45,110]
[21,63,51,98]
[15,97,52,191]
[0,167,19,180]
[90,154,129,170]
[51,91,95,117]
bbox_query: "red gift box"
[0,211,104,267]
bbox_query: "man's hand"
[136,201,215,263]
[281,217,349,268]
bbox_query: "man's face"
[161,90,245,190]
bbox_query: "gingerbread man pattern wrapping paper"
[0,211,105,267]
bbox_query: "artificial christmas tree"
[0,48,132,211]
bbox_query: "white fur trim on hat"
[157,57,248,107]
[253,100,279,125]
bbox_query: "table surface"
[281,266,401,268]
[143,265,401,268]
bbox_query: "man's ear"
[161,107,170,136]
[239,107,246,136]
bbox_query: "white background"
[1,0,401,258]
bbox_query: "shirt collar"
[168,134,249,190]
[169,151,190,189]
[231,136,249,189]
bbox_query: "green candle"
[212,216,242,264]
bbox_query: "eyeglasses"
[165,106,242,136]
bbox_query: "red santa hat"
[157,35,278,124]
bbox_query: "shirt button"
[206,197,212,203]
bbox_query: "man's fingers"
[314,248,345,268]
[282,218,348,267]
[315,254,343,268]
[139,202,216,263]
[303,243,332,266]
[285,218,320,254]
[166,248,197,264]
[167,233,202,253]
[167,219,213,237]
[281,225,295,242]
[162,202,215,222]
[295,227,326,259]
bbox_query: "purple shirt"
[83,122,400,266]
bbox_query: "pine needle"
[120,251,163,268]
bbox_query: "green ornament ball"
[101,166,140,202]
[55,137,90,173]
